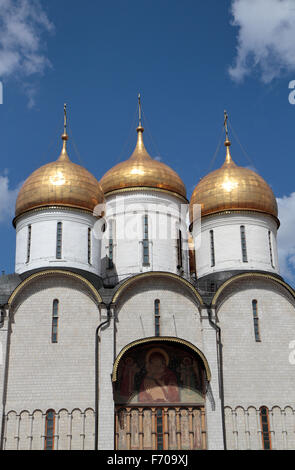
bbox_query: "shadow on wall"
[101,256,119,288]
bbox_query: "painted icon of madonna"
[114,343,205,405]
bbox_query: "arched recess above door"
[112,336,211,383]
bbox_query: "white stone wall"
[216,277,295,448]
[3,258,295,449]
[225,406,295,450]
[194,213,279,278]
[102,191,189,283]
[4,275,100,414]
[112,276,224,450]
[3,408,95,450]
[0,308,9,438]
[15,209,101,276]
[115,277,202,354]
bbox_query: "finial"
[129,94,150,159]
[137,93,144,134]
[58,103,70,161]
[224,110,230,144]
[223,110,233,164]
[138,93,142,127]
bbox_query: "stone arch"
[112,336,209,450]
[212,272,295,310]
[112,336,211,383]
[8,270,103,309]
[112,272,204,308]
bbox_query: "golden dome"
[190,140,278,223]
[100,125,187,199]
[15,106,104,219]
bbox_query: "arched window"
[44,409,55,450]
[252,300,261,342]
[56,222,62,259]
[143,215,150,266]
[177,229,183,269]
[209,230,215,267]
[260,406,271,450]
[0,309,4,328]
[154,299,160,336]
[156,408,164,450]
[52,300,59,344]
[108,219,114,269]
[268,231,274,268]
[240,226,248,263]
[26,225,32,263]
[88,228,92,264]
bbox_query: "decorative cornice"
[189,209,280,232]
[13,205,100,228]
[8,269,103,306]
[104,186,188,203]
[112,336,211,382]
[212,272,295,308]
[112,271,204,306]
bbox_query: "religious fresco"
[114,343,205,405]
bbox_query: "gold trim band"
[112,271,203,306]
[212,272,295,308]
[8,269,103,306]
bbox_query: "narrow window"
[108,220,114,269]
[143,215,149,266]
[56,222,62,260]
[52,300,59,344]
[252,300,261,342]
[210,230,215,267]
[44,410,55,450]
[0,309,4,328]
[268,231,274,268]
[156,409,164,450]
[177,230,183,269]
[260,407,272,450]
[155,299,160,337]
[240,226,248,263]
[26,225,32,263]
[88,228,92,264]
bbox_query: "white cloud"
[277,192,295,284]
[0,174,22,223]
[0,0,54,104]
[229,0,295,83]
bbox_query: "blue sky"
[1,0,295,283]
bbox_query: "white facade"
[2,269,295,450]
[194,212,279,278]
[216,275,295,450]
[15,208,101,276]
[1,140,295,451]
[101,190,189,283]
[0,272,100,450]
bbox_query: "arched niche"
[112,337,210,450]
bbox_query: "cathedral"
[0,102,294,451]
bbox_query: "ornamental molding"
[8,269,103,306]
[212,272,295,308]
[111,271,203,306]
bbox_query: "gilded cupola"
[190,112,278,224]
[15,105,104,220]
[100,95,187,200]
